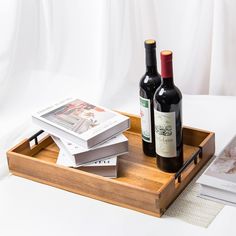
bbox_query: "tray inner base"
[31,131,200,193]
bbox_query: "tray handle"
[174,147,202,183]
[28,130,44,145]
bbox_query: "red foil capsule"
[160,50,173,78]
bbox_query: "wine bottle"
[139,39,161,157]
[153,50,183,172]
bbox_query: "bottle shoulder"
[154,84,182,104]
[140,72,161,84]
[139,73,161,95]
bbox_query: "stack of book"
[197,135,236,206]
[32,98,130,178]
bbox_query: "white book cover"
[57,151,117,178]
[197,135,236,193]
[32,98,130,148]
[52,134,128,165]
[199,184,236,206]
[57,150,117,167]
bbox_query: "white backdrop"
[1,0,236,174]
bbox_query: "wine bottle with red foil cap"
[139,39,161,157]
[153,50,183,172]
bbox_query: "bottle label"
[140,97,152,143]
[154,110,176,157]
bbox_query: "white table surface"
[1,94,236,236]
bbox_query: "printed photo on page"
[42,99,115,135]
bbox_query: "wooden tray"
[7,113,215,217]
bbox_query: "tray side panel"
[7,152,161,217]
[119,112,141,134]
[199,132,215,160]
[183,126,209,147]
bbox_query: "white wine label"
[140,96,152,143]
[154,110,176,157]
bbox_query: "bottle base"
[143,149,156,157]
[142,141,156,157]
[156,155,183,173]
[157,165,181,173]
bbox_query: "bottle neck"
[145,48,157,75]
[162,77,174,88]
[146,65,157,75]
